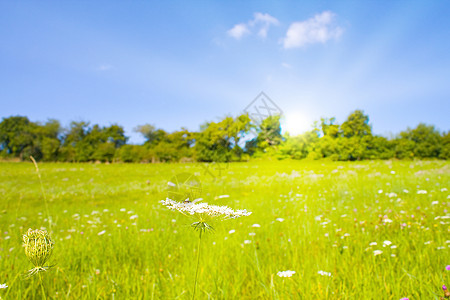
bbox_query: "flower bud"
[23,229,54,270]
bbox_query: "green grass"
[0,160,449,299]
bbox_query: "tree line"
[0,110,448,162]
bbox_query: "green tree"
[134,124,167,146]
[279,131,318,160]
[0,116,36,159]
[439,131,450,159]
[341,110,371,138]
[195,114,252,162]
[398,124,442,158]
[320,117,340,138]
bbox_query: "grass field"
[0,160,449,299]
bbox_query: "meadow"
[0,160,449,299]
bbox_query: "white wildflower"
[160,198,251,220]
[97,230,106,236]
[369,242,377,246]
[318,270,332,277]
[252,224,261,228]
[130,215,138,220]
[431,201,439,205]
[276,218,284,222]
[417,190,427,194]
[373,250,383,256]
[0,283,7,289]
[277,270,296,278]
[244,240,251,244]
[229,229,235,234]
[383,240,392,246]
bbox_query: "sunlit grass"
[0,160,449,299]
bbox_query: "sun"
[281,111,314,136]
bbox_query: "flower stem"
[30,156,52,231]
[39,273,46,300]
[192,230,202,300]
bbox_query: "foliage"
[0,110,447,162]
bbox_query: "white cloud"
[227,23,250,39]
[282,11,343,49]
[227,12,279,40]
[281,62,293,69]
[251,12,280,38]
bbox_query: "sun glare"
[282,111,314,136]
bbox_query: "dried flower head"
[23,229,54,277]
[443,284,450,298]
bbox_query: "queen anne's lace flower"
[23,229,54,277]
[277,270,296,278]
[318,270,332,277]
[160,198,252,219]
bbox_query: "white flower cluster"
[318,270,332,277]
[160,198,252,219]
[277,270,296,278]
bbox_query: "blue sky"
[1,1,449,143]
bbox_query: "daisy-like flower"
[277,270,296,278]
[0,283,7,289]
[23,229,54,277]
